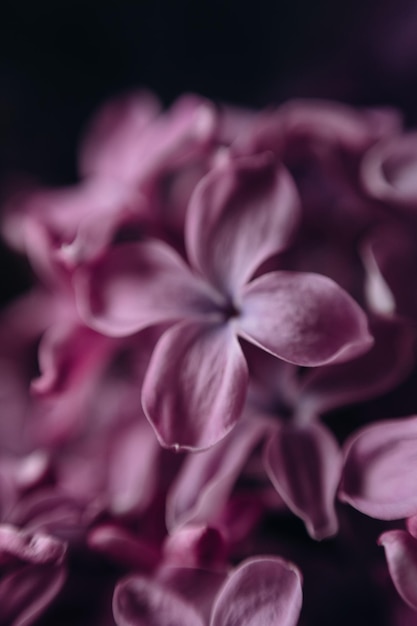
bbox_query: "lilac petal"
[210,557,302,626]
[362,224,417,320]
[0,525,66,566]
[113,576,204,626]
[361,132,417,209]
[163,525,227,570]
[264,423,342,540]
[299,315,416,418]
[107,421,161,516]
[142,320,248,451]
[75,240,215,337]
[88,525,160,571]
[379,530,417,611]
[239,271,373,366]
[340,416,417,519]
[0,564,66,626]
[187,153,299,295]
[79,90,161,178]
[166,417,269,530]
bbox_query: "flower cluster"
[1,92,417,624]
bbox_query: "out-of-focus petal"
[75,240,215,337]
[0,563,66,626]
[166,417,269,530]
[186,153,299,295]
[79,91,161,178]
[0,524,66,566]
[163,525,227,570]
[340,416,417,519]
[298,315,416,419]
[113,576,204,626]
[142,320,248,451]
[264,423,342,540]
[88,525,160,571]
[361,133,417,209]
[238,271,373,366]
[379,530,417,611]
[210,556,302,626]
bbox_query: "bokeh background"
[1,0,417,299]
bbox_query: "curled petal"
[0,525,66,565]
[210,557,302,626]
[264,423,342,540]
[239,271,373,366]
[379,530,417,611]
[361,133,417,209]
[187,153,299,295]
[166,418,269,530]
[142,320,248,451]
[113,576,204,626]
[75,240,214,337]
[340,416,417,519]
[0,564,66,626]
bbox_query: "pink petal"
[299,315,416,418]
[163,525,227,570]
[210,557,302,626]
[0,525,66,565]
[88,525,160,571]
[113,576,205,626]
[238,271,373,366]
[361,132,417,209]
[340,416,417,519]
[379,530,417,611]
[75,240,215,337]
[166,417,269,530]
[186,153,300,295]
[264,423,342,540]
[79,90,161,178]
[0,564,66,626]
[142,320,248,451]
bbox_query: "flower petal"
[340,416,417,519]
[238,271,373,366]
[75,240,214,337]
[0,564,66,626]
[186,153,300,295]
[113,576,204,626]
[142,320,248,451]
[264,423,342,540]
[379,530,417,611]
[210,557,302,626]
[166,417,268,531]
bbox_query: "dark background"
[2,0,417,184]
[1,0,417,301]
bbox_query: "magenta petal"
[340,416,417,519]
[166,418,269,530]
[0,564,66,626]
[299,315,416,418]
[88,525,160,571]
[186,153,300,295]
[142,321,248,451]
[210,557,302,626]
[75,240,214,337]
[113,576,205,626]
[0,525,66,566]
[163,525,227,570]
[239,271,373,366]
[79,90,161,179]
[379,530,417,611]
[361,132,417,209]
[264,423,342,540]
